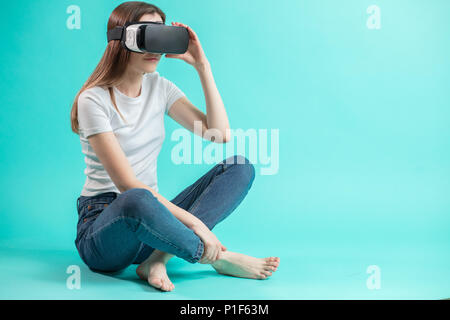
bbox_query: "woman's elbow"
[213,130,231,144]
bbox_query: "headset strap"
[107,26,124,42]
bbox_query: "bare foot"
[136,251,175,292]
[211,251,280,280]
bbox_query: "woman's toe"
[260,270,272,278]
[149,277,163,288]
[166,280,174,291]
[264,265,275,272]
[258,273,267,279]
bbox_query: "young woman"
[70,1,280,292]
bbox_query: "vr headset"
[107,21,189,54]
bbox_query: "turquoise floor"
[0,233,448,300]
[1,0,449,301]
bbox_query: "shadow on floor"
[0,245,221,293]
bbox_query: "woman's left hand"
[164,22,209,70]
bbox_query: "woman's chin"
[142,65,158,73]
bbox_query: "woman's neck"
[116,68,145,98]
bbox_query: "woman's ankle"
[147,249,174,264]
[210,250,231,267]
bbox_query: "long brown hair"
[70,1,166,134]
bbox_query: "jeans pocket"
[76,201,110,242]
[81,202,109,221]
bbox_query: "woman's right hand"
[191,221,227,264]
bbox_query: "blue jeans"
[75,155,255,272]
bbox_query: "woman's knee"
[119,188,160,220]
[224,155,256,185]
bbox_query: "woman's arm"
[123,178,203,229]
[165,22,231,143]
[88,131,203,229]
[197,62,231,141]
[123,177,226,263]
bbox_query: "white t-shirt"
[77,71,186,196]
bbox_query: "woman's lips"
[144,58,158,61]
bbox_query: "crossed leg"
[135,155,280,291]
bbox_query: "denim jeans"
[75,155,255,272]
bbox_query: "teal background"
[0,0,449,299]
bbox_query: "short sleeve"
[164,77,186,114]
[77,90,113,138]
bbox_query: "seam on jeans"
[172,162,224,205]
[188,168,221,214]
[194,238,204,263]
[85,216,187,255]
[130,241,146,264]
[171,173,211,205]
[128,217,187,253]
[82,215,123,240]
[83,212,101,223]
[80,198,115,208]
[79,231,103,264]
[78,193,117,208]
